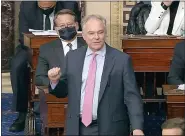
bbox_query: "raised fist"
[48,67,61,84]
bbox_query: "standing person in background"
[145,1,184,35]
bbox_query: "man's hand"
[163,0,173,6]
[48,67,61,84]
[133,129,144,135]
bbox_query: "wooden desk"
[38,87,68,135]
[24,34,58,70]
[163,85,185,119]
[122,36,185,102]
[122,35,185,72]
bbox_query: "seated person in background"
[168,41,185,85]
[35,9,85,87]
[9,1,80,132]
[161,118,185,136]
[145,1,184,35]
[19,1,81,43]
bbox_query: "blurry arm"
[19,2,30,44]
[123,56,144,131]
[35,47,50,86]
[168,43,185,85]
[145,2,168,34]
[48,53,69,98]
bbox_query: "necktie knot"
[92,53,97,58]
[67,43,72,50]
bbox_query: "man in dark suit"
[168,41,185,85]
[9,1,80,132]
[48,15,144,135]
[18,1,81,43]
[35,9,85,86]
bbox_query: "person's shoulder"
[40,39,61,51]
[20,1,37,11]
[73,45,87,53]
[77,37,86,45]
[175,41,185,51]
[108,45,130,59]
[67,46,87,57]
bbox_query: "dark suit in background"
[51,44,144,135]
[168,41,185,85]
[18,1,81,44]
[35,38,85,86]
[11,1,80,113]
[9,1,81,132]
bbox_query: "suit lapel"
[53,39,65,70]
[98,45,115,103]
[75,47,87,102]
[77,37,85,48]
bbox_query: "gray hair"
[161,118,185,135]
[81,14,107,31]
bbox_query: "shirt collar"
[61,37,77,48]
[43,9,55,17]
[86,43,106,57]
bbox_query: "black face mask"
[40,6,54,16]
[58,26,77,41]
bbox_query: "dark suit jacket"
[50,44,144,135]
[168,41,185,85]
[19,1,81,44]
[35,38,85,86]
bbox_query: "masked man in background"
[35,9,85,88]
[10,1,81,132]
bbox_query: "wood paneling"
[122,36,184,72]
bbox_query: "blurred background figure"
[161,118,185,136]
[145,1,184,36]
[168,41,185,85]
[9,0,81,132]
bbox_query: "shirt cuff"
[50,81,59,90]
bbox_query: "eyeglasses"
[55,24,75,29]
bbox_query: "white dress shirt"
[61,37,78,56]
[80,45,106,120]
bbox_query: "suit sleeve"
[168,42,185,85]
[123,56,144,131]
[19,2,30,44]
[35,46,50,86]
[49,53,68,98]
[145,1,167,34]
